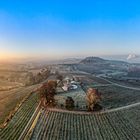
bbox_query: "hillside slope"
[77,56,130,74]
[31,105,140,140]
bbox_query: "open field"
[0,80,22,91]
[0,93,39,140]
[0,64,22,71]
[30,104,140,140]
[105,77,140,88]
[0,71,17,79]
[89,75,110,84]
[0,85,39,125]
[0,70,28,86]
[99,85,140,108]
[84,84,140,109]
[73,74,110,85]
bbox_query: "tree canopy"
[86,88,101,111]
[38,80,57,106]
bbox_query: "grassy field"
[30,105,140,140]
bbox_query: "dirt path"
[47,101,140,115]
[104,102,140,113]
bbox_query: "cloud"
[127,54,139,60]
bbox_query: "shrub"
[65,97,75,110]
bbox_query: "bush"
[65,97,75,110]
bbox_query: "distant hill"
[80,56,128,65]
[77,56,131,74]
[59,58,82,64]
[80,57,106,64]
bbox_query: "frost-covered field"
[55,87,86,109]
[99,85,140,108]
[30,105,140,140]
[0,93,38,140]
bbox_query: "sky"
[0,0,140,61]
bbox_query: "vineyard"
[30,105,140,140]
[0,93,39,140]
[0,84,39,125]
[0,72,140,140]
